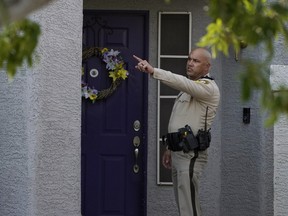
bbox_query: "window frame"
[157,11,192,185]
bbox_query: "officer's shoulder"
[194,77,214,85]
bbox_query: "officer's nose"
[187,60,194,67]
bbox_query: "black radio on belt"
[196,106,211,151]
[196,128,211,151]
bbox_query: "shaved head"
[192,48,212,65]
[186,48,212,80]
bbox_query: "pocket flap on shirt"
[177,93,191,102]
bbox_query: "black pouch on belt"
[178,125,199,153]
[163,125,199,152]
[165,132,182,151]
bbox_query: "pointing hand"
[133,55,154,74]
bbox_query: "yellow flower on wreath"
[109,66,128,82]
[101,47,109,54]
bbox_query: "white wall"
[271,65,288,216]
[0,0,82,215]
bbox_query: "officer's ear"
[205,62,211,72]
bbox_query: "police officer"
[134,47,220,216]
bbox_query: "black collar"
[201,76,214,80]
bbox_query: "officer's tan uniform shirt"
[153,68,220,134]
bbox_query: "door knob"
[133,148,139,173]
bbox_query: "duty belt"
[163,124,211,153]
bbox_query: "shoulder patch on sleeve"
[195,80,210,85]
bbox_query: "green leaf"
[0,19,41,81]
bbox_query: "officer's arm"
[152,68,216,99]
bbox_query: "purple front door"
[81,11,148,216]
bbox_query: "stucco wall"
[0,0,82,215]
[0,68,31,215]
[220,46,274,216]
[271,65,288,216]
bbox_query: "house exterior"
[0,0,287,215]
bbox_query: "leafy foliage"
[0,19,41,81]
[198,0,288,125]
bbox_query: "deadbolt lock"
[133,136,140,147]
[133,120,141,131]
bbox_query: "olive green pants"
[172,150,208,216]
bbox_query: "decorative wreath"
[81,47,129,103]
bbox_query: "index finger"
[133,55,143,62]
